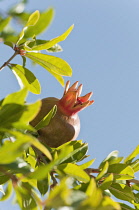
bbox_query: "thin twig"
[0,51,18,71]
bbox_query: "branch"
[0,51,18,71]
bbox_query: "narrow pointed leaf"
[109,183,135,202]
[25,8,54,38]
[124,145,139,164]
[0,17,11,32]
[10,64,41,94]
[79,159,95,170]
[0,129,52,161]
[99,173,114,190]
[96,161,109,181]
[108,163,134,180]
[26,10,40,27]
[0,181,12,201]
[2,88,28,106]
[32,25,74,51]
[25,52,72,76]
[35,105,57,130]
[16,10,40,44]
[57,163,90,183]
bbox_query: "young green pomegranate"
[30,81,94,148]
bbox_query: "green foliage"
[0,4,72,87]
[0,1,139,210]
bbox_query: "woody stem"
[0,51,18,71]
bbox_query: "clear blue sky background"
[1,0,139,209]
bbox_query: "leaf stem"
[0,51,18,71]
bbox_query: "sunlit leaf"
[99,150,119,168]
[25,52,72,76]
[15,100,41,124]
[101,196,121,210]
[32,25,74,51]
[9,64,41,94]
[81,178,102,207]
[109,183,135,203]
[24,8,54,38]
[35,105,57,130]
[26,10,40,27]
[1,158,33,174]
[0,181,12,201]
[57,163,90,183]
[2,88,28,106]
[0,17,11,32]
[56,141,88,164]
[96,161,109,181]
[99,173,114,190]
[37,173,50,195]
[120,203,135,210]
[16,10,40,44]
[79,159,95,170]
[130,159,139,172]
[0,136,31,164]
[14,183,37,210]
[0,129,52,161]
[108,163,134,180]
[45,177,71,208]
[124,145,139,164]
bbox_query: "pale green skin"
[30,97,80,148]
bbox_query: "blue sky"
[1,0,139,209]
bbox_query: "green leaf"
[124,145,139,164]
[79,159,95,170]
[0,181,12,201]
[4,41,13,49]
[2,88,28,106]
[120,203,135,210]
[0,129,52,161]
[0,17,11,32]
[130,159,139,172]
[29,148,71,180]
[24,8,54,38]
[99,150,119,168]
[0,135,32,164]
[55,141,88,164]
[9,64,41,94]
[49,71,65,86]
[37,173,50,195]
[109,183,135,203]
[16,10,40,44]
[13,100,41,126]
[81,178,102,208]
[101,196,121,210]
[99,173,114,190]
[57,163,90,183]
[25,52,72,76]
[35,105,57,130]
[14,183,37,210]
[0,104,27,128]
[32,25,74,51]
[1,158,33,174]
[26,10,40,27]
[45,177,71,208]
[96,161,109,181]
[108,163,134,180]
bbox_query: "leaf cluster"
[0,1,73,88]
[0,1,139,210]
